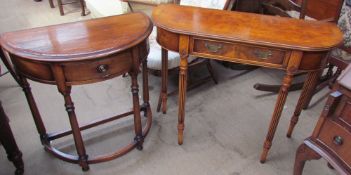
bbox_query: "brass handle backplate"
[97,64,109,73]
[253,50,273,59]
[333,136,343,146]
[205,43,222,53]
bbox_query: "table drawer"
[235,45,286,65]
[63,52,132,84]
[193,39,234,58]
[193,39,287,67]
[317,120,351,164]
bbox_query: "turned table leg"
[19,76,48,144]
[287,71,320,137]
[157,48,168,114]
[141,55,151,117]
[294,143,321,175]
[0,102,24,175]
[51,65,89,171]
[130,72,144,150]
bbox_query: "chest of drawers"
[294,65,351,175]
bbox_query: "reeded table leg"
[260,51,302,163]
[287,71,320,138]
[260,71,294,163]
[177,35,190,145]
[157,48,168,114]
[0,102,24,175]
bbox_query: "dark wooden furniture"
[294,65,351,175]
[0,13,153,171]
[0,102,24,175]
[49,0,86,16]
[152,4,343,163]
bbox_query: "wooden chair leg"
[79,0,86,16]
[205,60,218,84]
[57,0,64,15]
[127,2,134,12]
[49,0,55,8]
[294,143,321,175]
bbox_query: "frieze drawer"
[192,39,288,68]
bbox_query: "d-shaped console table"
[0,13,153,171]
[152,4,343,163]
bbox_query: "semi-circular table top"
[0,12,153,62]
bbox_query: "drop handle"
[205,43,222,53]
[97,64,109,73]
[333,136,343,146]
[253,50,273,59]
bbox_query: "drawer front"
[337,97,351,127]
[317,120,351,164]
[63,52,132,84]
[192,39,287,68]
[193,39,234,58]
[235,45,286,65]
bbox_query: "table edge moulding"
[0,12,153,171]
[152,4,343,163]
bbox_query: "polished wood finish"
[152,4,343,162]
[294,65,351,174]
[156,0,231,114]
[0,13,153,171]
[0,102,24,175]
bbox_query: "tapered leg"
[178,57,188,145]
[157,48,168,114]
[302,69,323,109]
[19,77,48,144]
[0,102,24,175]
[294,143,321,175]
[260,72,294,163]
[57,0,64,15]
[287,71,320,138]
[177,35,190,145]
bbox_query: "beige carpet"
[0,0,336,174]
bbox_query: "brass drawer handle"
[333,136,343,146]
[97,64,109,73]
[205,42,222,53]
[253,50,273,59]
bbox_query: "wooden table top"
[152,4,343,51]
[0,13,153,62]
